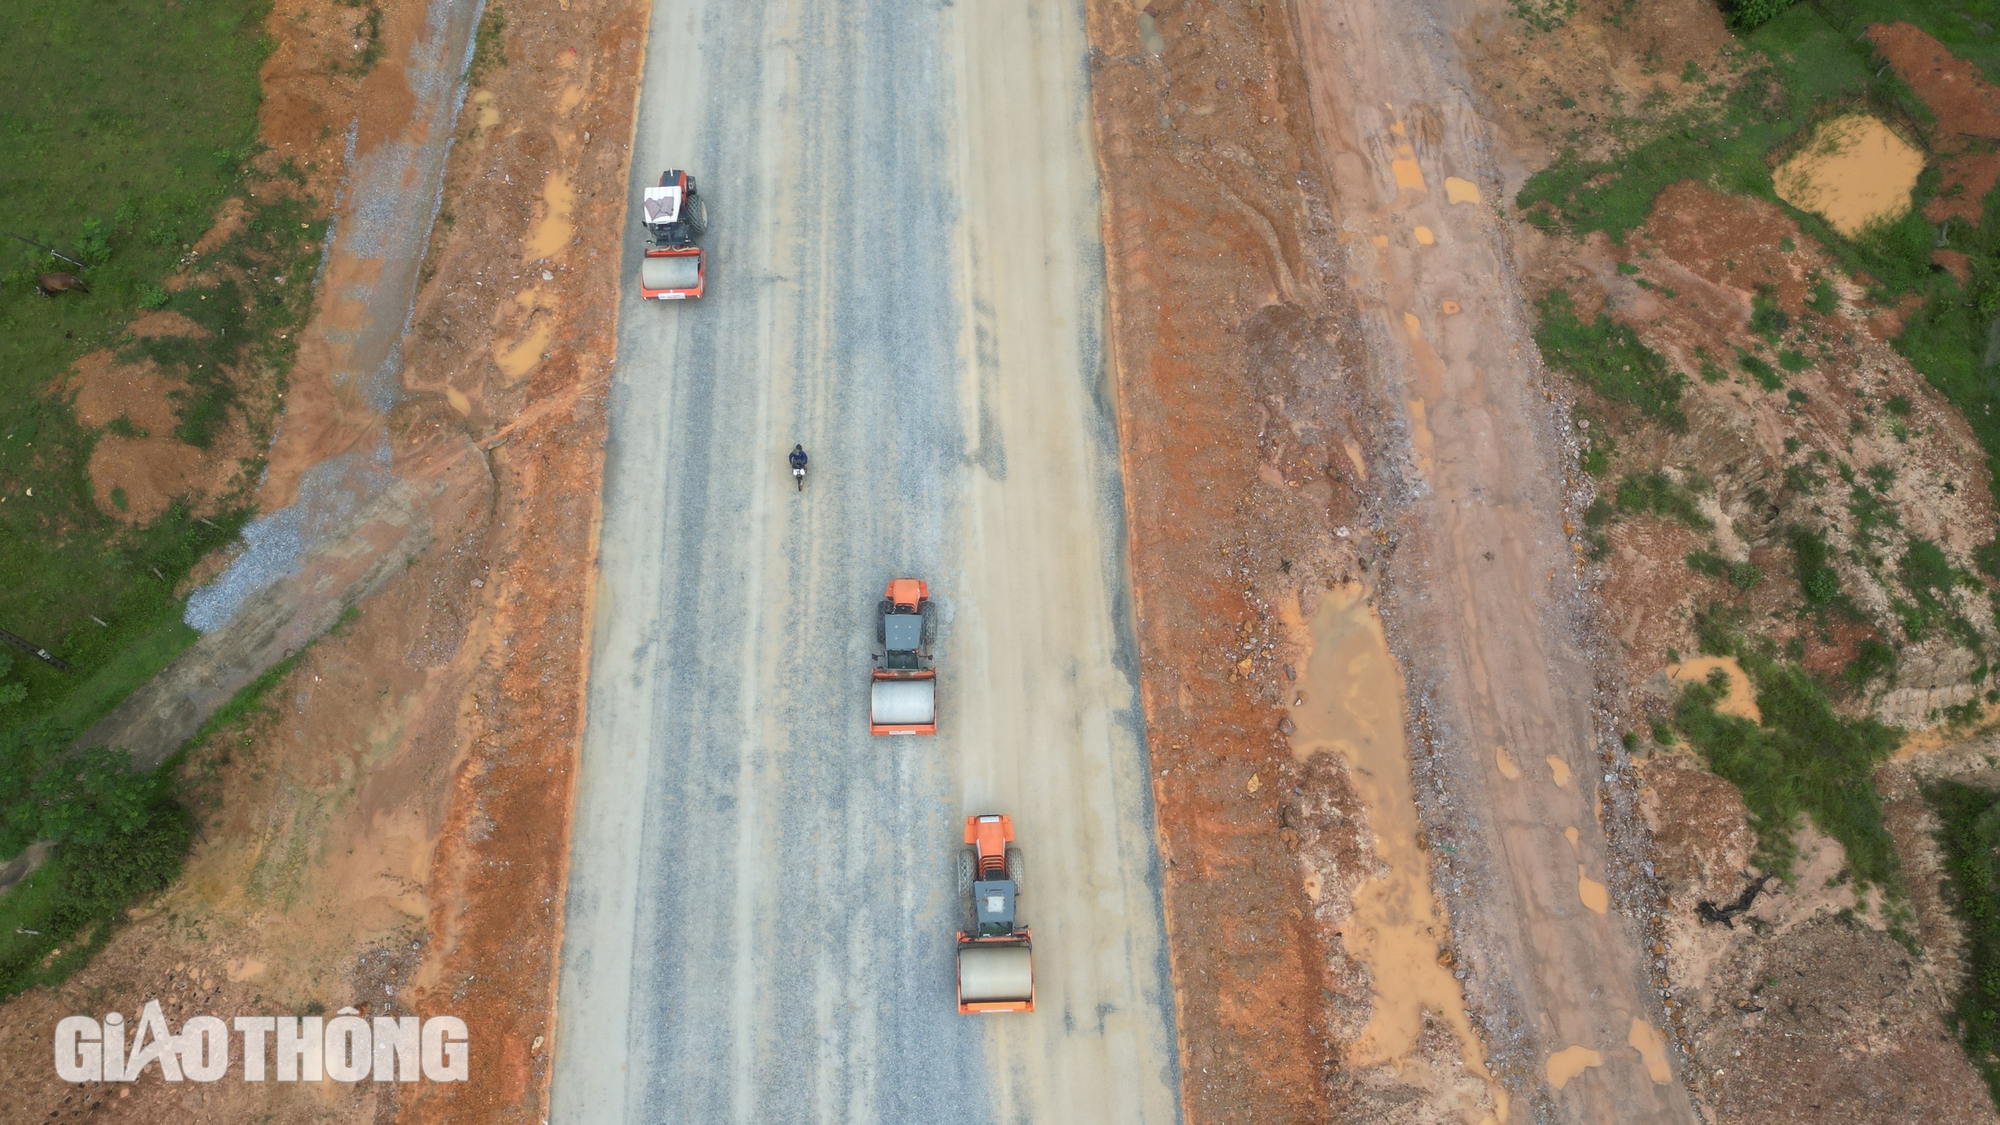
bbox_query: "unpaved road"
[1291,0,1698,1119]
[550,1,1181,1122]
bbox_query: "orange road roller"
[870,578,937,736]
[955,813,1033,1014]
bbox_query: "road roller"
[870,578,937,735]
[956,813,1034,1014]
[638,169,706,300]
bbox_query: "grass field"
[1674,654,1904,889]
[0,0,309,997]
[0,0,280,724]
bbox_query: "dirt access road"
[1287,0,1696,1119]
[549,1,1181,1122]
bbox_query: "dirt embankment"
[1462,1,2000,1119]
[1084,1,1441,1121]
[0,0,642,1120]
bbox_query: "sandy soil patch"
[64,346,255,522]
[66,350,181,434]
[1774,115,1925,237]
[1865,23,2000,142]
[1287,584,1508,1121]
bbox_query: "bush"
[1740,352,1783,391]
[0,744,192,999]
[1929,780,2000,1106]
[1722,0,1801,30]
[1688,550,1764,589]
[1535,291,1687,432]
[1675,655,1902,886]
[1617,470,1712,529]
[1791,527,1842,605]
[1845,637,1897,689]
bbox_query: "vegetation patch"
[1518,0,2000,500]
[1616,470,1712,529]
[1930,779,2000,1104]
[469,3,508,86]
[1534,290,1687,431]
[1790,527,1844,606]
[335,0,385,78]
[0,726,192,999]
[1688,549,1764,590]
[1674,653,1902,887]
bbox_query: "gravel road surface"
[549,2,1182,1122]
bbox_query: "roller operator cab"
[956,814,1033,1013]
[869,578,937,735]
[639,169,707,300]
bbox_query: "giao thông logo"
[55,1001,469,1083]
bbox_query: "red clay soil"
[386,0,649,1120]
[1865,23,2000,226]
[1084,1,1392,1121]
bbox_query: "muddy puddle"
[1665,655,1760,722]
[1286,583,1508,1123]
[1774,115,1924,237]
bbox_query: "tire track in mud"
[1288,0,1698,1118]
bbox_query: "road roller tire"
[1005,845,1024,891]
[957,848,976,897]
[920,599,937,646]
[688,194,709,236]
[877,599,893,644]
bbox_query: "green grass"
[1897,192,2000,494]
[46,615,198,734]
[0,0,313,999]
[1535,290,1687,431]
[1616,470,1711,529]
[1930,779,2000,1104]
[0,0,287,719]
[1688,549,1764,590]
[0,504,250,729]
[469,3,508,87]
[1675,653,1903,887]
[1790,526,1844,605]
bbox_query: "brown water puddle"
[1628,1017,1672,1084]
[1774,115,1924,237]
[1546,1044,1603,1090]
[1390,120,1427,192]
[1284,584,1508,1123]
[524,171,577,262]
[1665,655,1759,723]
